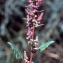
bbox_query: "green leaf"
[7,42,23,59]
[38,10,44,12]
[22,18,27,20]
[39,41,54,52]
[35,24,44,28]
[30,40,38,44]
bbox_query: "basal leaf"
[39,41,54,52]
[7,42,23,59]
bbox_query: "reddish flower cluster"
[24,0,43,63]
[24,51,29,63]
[26,0,43,40]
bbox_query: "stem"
[29,46,33,63]
[30,26,34,63]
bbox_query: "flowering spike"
[26,0,44,63]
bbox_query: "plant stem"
[30,26,34,63]
[29,46,33,63]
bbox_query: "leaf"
[35,24,44,28]
[22,18,27,20]
[38,10,44,12]
[39,41,54,52]
[7,42,23,59]
[30,40,38,43]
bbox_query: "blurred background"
[0,0,63,63]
